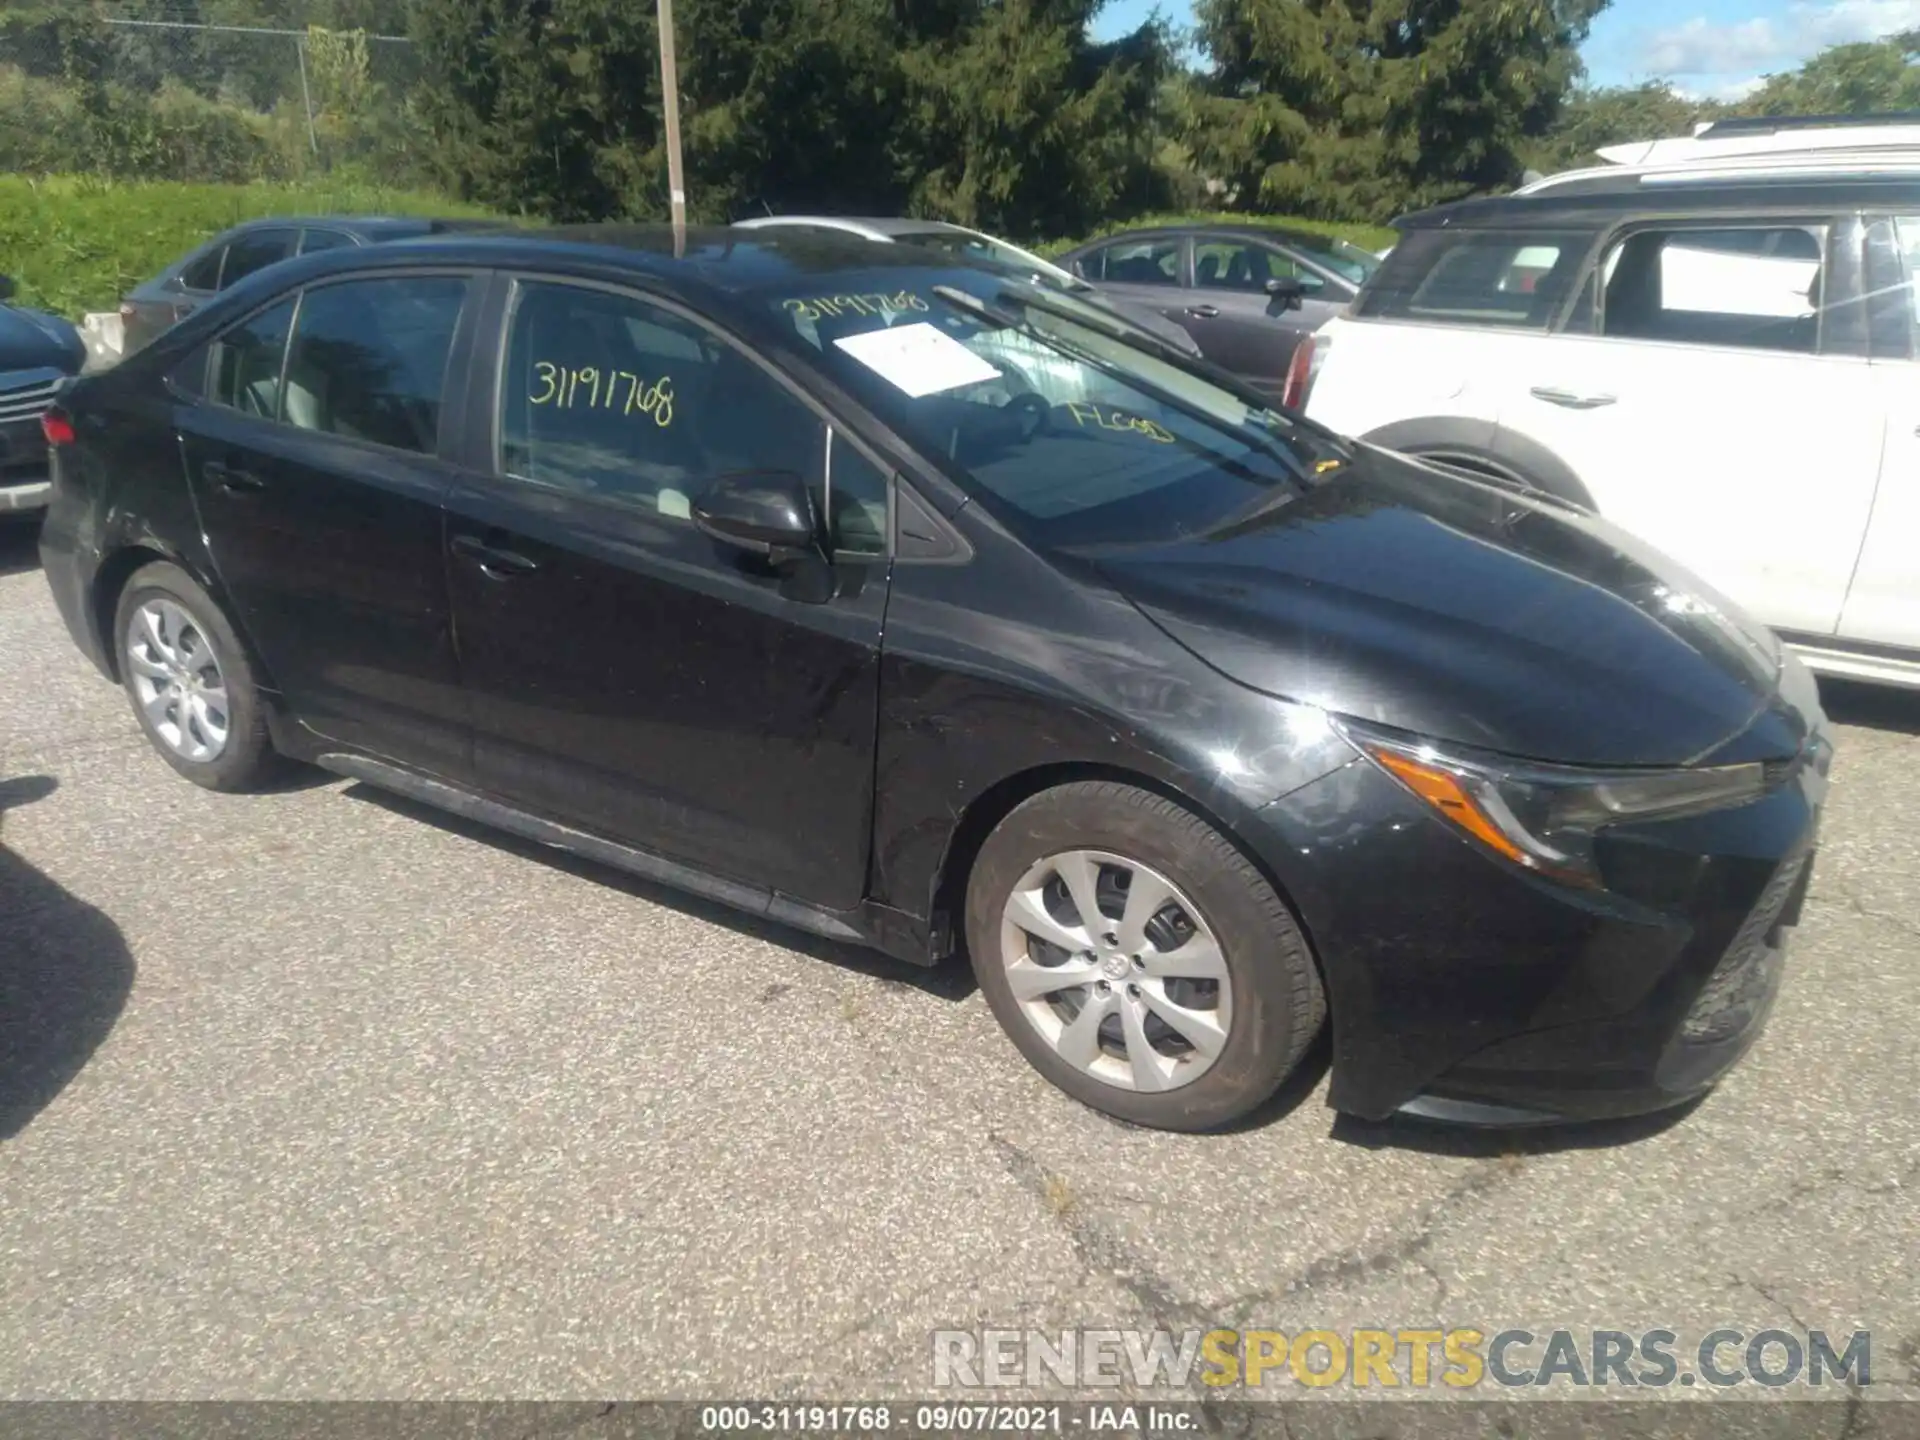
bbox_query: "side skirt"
[311,750,927,959]
[1778,632,1920,691]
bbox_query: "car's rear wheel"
[965,781,1324,1131]
[113,560,278,792]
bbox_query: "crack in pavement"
[1215,1161,1509,1327]
[1732,1272,1812,1332]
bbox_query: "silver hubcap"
[999,850,1232,1093]
[126,598,230,763]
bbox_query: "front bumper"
[1249,718,1828,1125]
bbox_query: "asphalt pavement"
[1,518,1916,1418]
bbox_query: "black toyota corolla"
[38,226,1830,1132]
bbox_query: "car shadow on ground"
[0,517,42,579]
[1817,677,1920,736]
[340,782,980,1004]
[1328,1095,1705,1157]
[0,775,136,1141]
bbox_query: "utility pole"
[656,0,687,254]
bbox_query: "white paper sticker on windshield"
[831,322,1000,398]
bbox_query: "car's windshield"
[1289,234,1381,285]
[893,231,1086,292]
[762,266,1345,547]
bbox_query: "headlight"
[1338,719,1769,888]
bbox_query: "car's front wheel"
[966,781,1325,1131]
[113,560,278,792]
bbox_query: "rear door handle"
[1530,386,1616,410]
[202,460,265,493]
[1185,304,1221,319]
[451,532,540,577]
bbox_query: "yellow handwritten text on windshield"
[530,362,673,427]
[1063,402,1175,444]
[783,292,931,322]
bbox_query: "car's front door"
[443,276,891,910]
[1187,238,1341,394]
[177,272,479,779]
[1838,213,1920,650]
[1494,218,1880,636]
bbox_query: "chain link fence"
[0,5,425,181]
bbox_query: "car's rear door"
[1070,235,1189,325]
[442,273,890,910]
[1496,216,1878,637]
[176,270,480,779]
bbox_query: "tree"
[1741,31,1920,114]
[1185,0,1609,224]
[1525,80,1719,175]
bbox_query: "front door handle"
[1530,386,1617,410]
[450,532,540,577]
[203,460,265,493]
[1185,304,1221,319]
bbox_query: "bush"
[0,175,505,317]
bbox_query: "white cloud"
[1632,0,1920,79]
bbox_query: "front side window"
[1356,229,1592,328]
[499,280,888,551]
[1194,242,1329,297]
[765,267,1344,548]
[1079,239,1181,287]
[280,276,468,453]
[1601,224,1825,353]
[208,297,295,417]
[219,229,297,290]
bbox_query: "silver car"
[731,215,1205,358]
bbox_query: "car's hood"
[0,304,82,374]
[1089,446,1807,767]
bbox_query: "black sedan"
[39,226,1828,1131]
[0,272,85,516]
[118,214,499,356]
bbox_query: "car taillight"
[41,409,76,446]
[1281,334,1325,411]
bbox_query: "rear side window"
[1355,229,1593,328]
[299,228,355,255]
[208,298,295,417]
[179,246,226,292]
[219,229,297,290]
[280,276,468,453]
[1078,238,1181,287]
[1601,224,1825,354]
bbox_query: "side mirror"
[0,274,14,302]
[693,469,819,557]
[1264,276,1306,312]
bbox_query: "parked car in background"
[0,273,85,516]
[119,216,499,355]
[1293,151,1920,690]
[1054,224,1382,395]
[39,225,1829,1132]
[732,215,1204,356]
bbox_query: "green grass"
[0,176,507,318]
[1042,210,1398,256]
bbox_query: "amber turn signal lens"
[1368,746,1587,884]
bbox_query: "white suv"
[1295,158,1920,689]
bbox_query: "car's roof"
[1397,169,1920,230]
[734,216,976,241]
[1064,223,1351,252]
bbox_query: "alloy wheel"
[126,598,230,763]
[998,849,1232,1093]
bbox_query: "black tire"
[965,781,1325,1131]
[112,560,279,792]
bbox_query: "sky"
[1092,0,1920,100]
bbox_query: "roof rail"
[1695,112,1920,137]
[1594,120,1920,168]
